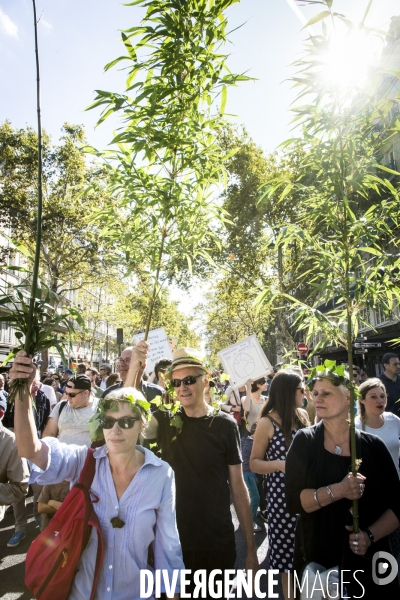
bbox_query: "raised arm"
[10,351,49,470]
[124,341,150,388]
[241,379,252,412]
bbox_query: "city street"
[0,496,280,600]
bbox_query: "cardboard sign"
[218,335,272,389]
[133,327,173,373]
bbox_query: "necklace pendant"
[110,515,125,528]
[334,445,343,455]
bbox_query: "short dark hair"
[154,358,172,378]
[353,366,360,374]
[251,377,266,393]
[86,368,99,376]
[100,364,112,376]
[382,353,399,367]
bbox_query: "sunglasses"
[100,416,140,429]
[171,374,203,388]
[65,389,84,398]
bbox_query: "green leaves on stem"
[86,0,251,338]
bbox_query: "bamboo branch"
[24,0,43,356]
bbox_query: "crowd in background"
[1,348,400,599]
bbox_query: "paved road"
[0,496,36,600]
[0,498,283,600]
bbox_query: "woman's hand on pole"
[346,527,370,556]
[339,472,366,501]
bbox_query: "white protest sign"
[133,327,173,373]
[218,335,272,389]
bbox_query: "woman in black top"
[285,373,400,599]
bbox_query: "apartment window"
[358,306,370,330]
[0,322,11,344]
[375,305,394,326]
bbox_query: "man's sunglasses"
[171,374,203,388]
[99,416,140,429]
[65,389,84,398]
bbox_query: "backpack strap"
[78,448,103,600]
[58,400,68,417]
[78,448,96,489]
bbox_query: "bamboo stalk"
[143,228,167,341]
[347,311,359,533]
[24,0,43,356]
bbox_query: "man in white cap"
[144,346,259,591]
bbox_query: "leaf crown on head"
[307,359,351,391]
[88,388,151,442]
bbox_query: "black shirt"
[378,372,400,416]
[154,407,242,551]
[33,389,51,435]
[286,422,400,599]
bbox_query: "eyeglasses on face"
[117,357,131,365]
[171,374,203,388]
[100,416,140,429]
[65,389,84,398]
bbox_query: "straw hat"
[165,347,209,379]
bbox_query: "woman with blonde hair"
[285,364,400,598]
[355,377,400,477]
[10,343,183,600]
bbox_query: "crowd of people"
[0,345,400,599]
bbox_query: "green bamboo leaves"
[86,0,250,339]
[257,0,400,532]
[0,278,84,368]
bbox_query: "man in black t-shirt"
[378,352,400,416]
[145,347,258,588]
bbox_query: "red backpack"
[25,448,104,600]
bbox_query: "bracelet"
[365,528,375,544]
[313,489,322,508]
[326,485,335,503]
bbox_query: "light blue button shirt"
[33,438,184,600]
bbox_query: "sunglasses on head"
[171,374,203,388]
[100,416,140,429]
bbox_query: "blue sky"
[2,0,398,155]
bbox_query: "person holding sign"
[242,377,268,431]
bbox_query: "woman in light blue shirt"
[11,345,183,600]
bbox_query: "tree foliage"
[198,274,272,365]
[77,279,199,363]
[257,0,400,530]
[0,122,112,295]
[86,0,251,337]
